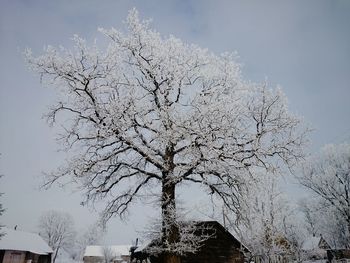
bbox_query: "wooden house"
[327,248,350,261]
[0,228,52,263]
[131,221,249,263]
[301,235,350,262]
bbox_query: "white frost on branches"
[38,210,76,263]
[142,205,215,255]
[26,9,307,257]
[299,142,350,248]
[75,222,105,261]
[232,172,308,262]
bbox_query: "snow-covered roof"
[133,241,150,253]
[303,236,321,250]
[0,228,53,255]
[84,245,131,258]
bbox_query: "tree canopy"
[26,9,307,261]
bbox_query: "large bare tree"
[26,9,307,263]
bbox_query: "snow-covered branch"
[26,8,308,261]
[298,142,350,248]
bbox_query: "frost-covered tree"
[38,210,76,263]
[26,9,307,263]
[299,143,350,248]
[300,196,349,249]
[102,246,115,263]
[235,173,303,262]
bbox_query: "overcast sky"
[1,0,350,245]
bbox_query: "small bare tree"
[76,222,105,260]
[102,246,115,263]
[38,210,76,263]
[26,9,307,263]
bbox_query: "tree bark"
[163,253,181,263]
[53,247,59,263]
[161,143,181,263]
[347,216,350,248]
[161,179,181,263]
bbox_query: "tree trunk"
[163,253,181,263]
[161,143,181,263]
[52,247,59,263]
[161,179,181,263]
[347,217,350,248]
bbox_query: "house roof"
[303,236,321,250]
[84,245,131,258]
[0,228,53,255]
[133,241,150,253]
[302,236,332,250]
[202,221,250,252]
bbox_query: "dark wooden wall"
[181,222,244,263]
[0,250,5,263]
[132,221,246,263]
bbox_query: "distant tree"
[298,199,319,236]
[26,9,307,263]
[298,143,350,248]
[281,211,307,263]
[76,222,105,260]
[0,175,4,239]
[102,246,115,263]
[299,197,348,249]
[38,210,76,263]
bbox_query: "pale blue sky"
[0,0,350,244]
